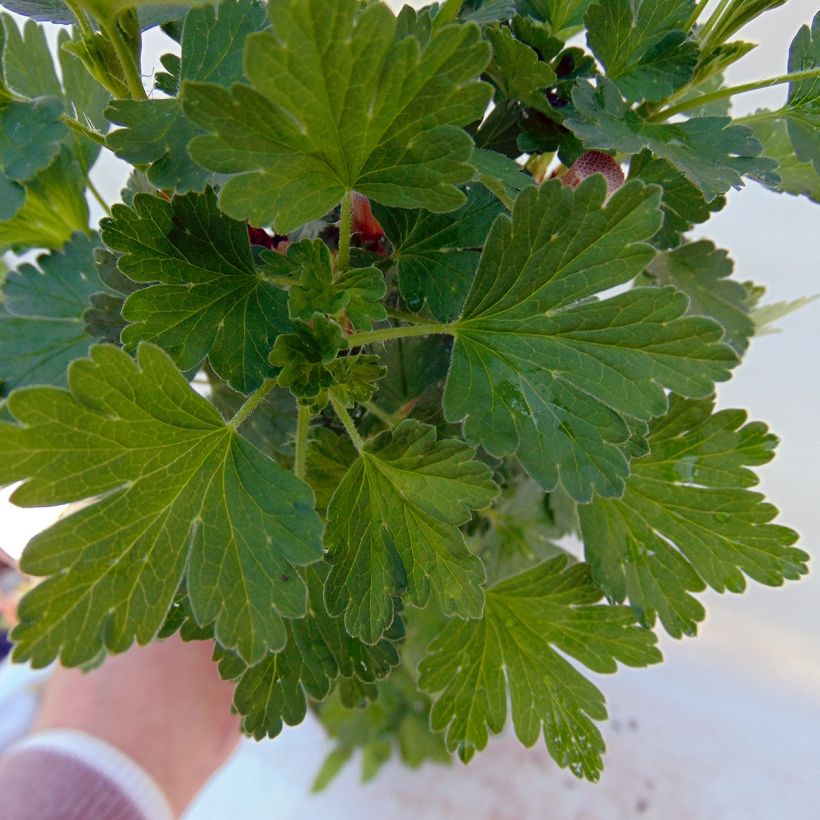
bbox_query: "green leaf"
[0,146,89,251]
[305,427,357,515]
[628,149,725,249]
[325,419,498,644]
[1,14,61,98]
[419,555,661,780]
[270,315,384,413]
[77,0,205,25]
[2,343,324,667]
[0,0,201,27]
[578,395,808,638]
[183,0,492,231]
[785,11,819,172]
[470,147,535,208]
[0,232,99,395]
[209,376,298,458]
[82,248,144,345]
[473,479,573,584]
[485,24,556,112]
[520,0,593,35]
[218,565,402,740]
[640,240,755,355]
[259,239,386,330]
[751,115,820,202]
[585,0,698,102]
[372,185,502,321]
[100,188,291,393]
[443,178,737,502]
[106,0,268,192]
[0,95,67,184]
[566,79,778,201]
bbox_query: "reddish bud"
[562,151,624,197]
[351,193,385,243]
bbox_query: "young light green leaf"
[371,185,502,321]
[259,239,386,329]
[217,566,402,740]
[100,187,291,393]
[578,395,808,638]
[106,0,268,192]
[0,232,99,395]
[628,150,725,248]
[0,146,89,251]
[325,419,498,644]
[419,555,661,781]
[585,0,699,102]
[567,79,778,201]
[640,240,756,355]
[2,343,324,667]
[183,0,492,231]
[443,178,737,502]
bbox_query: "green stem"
[86,176,111,216]
[651,69,820,120]
[64,0,95,37]
[330,395,363,453]
[363,400,397,427]
[346,322,452,347]
[685,0,711,32]
[228,379,276,429]
[337,190,353,273]
[697,0,732,44]
[59,113,106,146]
[101,19,146,100]
[385,307,433,325]
[294,404,310,479]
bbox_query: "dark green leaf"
[419,555,661,780]
[0,95,67,183]
[585,0,698,102]
[217,565,401,740]
[0,232,99,395]
[372,185,502,321]
[443,178,737,502]
[470,147,535,207]
[629,149,725,249]
[1,14,61,98]
[578,395,808,638]
[566,79,779,201]
[259,239,386,329]
[2,343,324,667]
[100,188,291,393]
[183,0,492,230]
[325,419,498,643]
[785,11,819,172]
[305,427,357,515]
[640,240,756,355]
[752,114,820,202]
[106,0,268,192]
[486,24,556,112]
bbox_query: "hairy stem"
[260,273,295,288]
[337,190,353,273]
[330,395,364,453]
[228,379,276,429]
[294,404,310,479]
[651,69,820,120]
[346,322,452,347]
[385,307,435,325]
[685,0,711,32]
[101,19,147,100]
[59,114,107,146]
[696,0,732,46]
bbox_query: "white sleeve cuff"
[8,729,174,820]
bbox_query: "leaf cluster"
[0,0,814,787]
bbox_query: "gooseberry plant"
[0,0,815,787]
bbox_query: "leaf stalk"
[330,394,364,453]
[228,379,276,429]
[346,322,452,347]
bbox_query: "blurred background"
[0,0,818,817]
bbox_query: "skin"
[33,635,240,817]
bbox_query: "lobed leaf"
[2,343,324,667]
